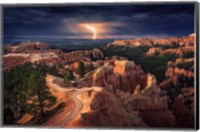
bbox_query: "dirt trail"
[44,75,95,127]
[59,91,83,127]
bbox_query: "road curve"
[45,75,103,127]
[60,91,83,127]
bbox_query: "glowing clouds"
[86,24,96,40]
[78,22,113,39]
[63,22,124,39]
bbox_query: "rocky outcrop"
[159,65,194,90]
[159,57,194,90]
[78,60,176,127]
[113,60,135,74]
[4,41,50,54]
[3,42,104,71]
[159,67,194,120]
[78,60,147,93]
[155,34,195,46]
[114,73,168,111]
[146,47,194,57]
[110,34,195,47]
[3,51,62,70]
[111,38,153,47]
[141,74,159,97]
[162,47,194,56]
[62,48,104,64]
[67,88,148,127]
[46,73,175,128]
[3,56,30,71]
[113,73,175,127]
[146,47,162,56]
[158,56,194,128]
[172,94,194,128]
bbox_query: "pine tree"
[86,63,94,72]
[77,61,85,77]
[26,69,56,118]
[63,70,74,86]
[3,63,57,123]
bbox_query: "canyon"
[110,33,195,47]
[3,34,195,128]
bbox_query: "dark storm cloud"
[3,3,195,39]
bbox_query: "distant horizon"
[3,32,195,45]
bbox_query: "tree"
[4,65,29,123]
[27,69,56,118]
[86,63,94,72]
[3,63,57,124]
[77,61,85,77]
[63,70,74,86]
[89,52,95,61]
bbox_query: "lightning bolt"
[86,24,96,40]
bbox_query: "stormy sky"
[3,3,195,40]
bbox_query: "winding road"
[45,75,102,127]
[60,91,83,127]
[45,75,84,127]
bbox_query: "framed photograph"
[1,1,199,130]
